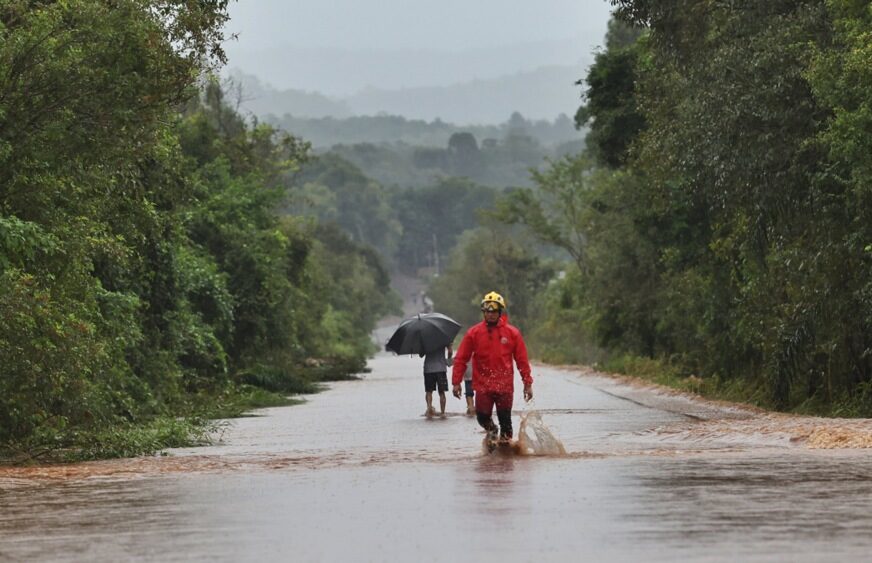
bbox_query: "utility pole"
[433,233,440,275]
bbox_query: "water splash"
[516,410,566,456]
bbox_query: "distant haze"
[222,0,613,123]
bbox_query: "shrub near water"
[68,417,215,462]
[0,270,112,451]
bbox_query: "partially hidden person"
[451,291,533,449]
[423,344,452,418]
[463,363,474,416]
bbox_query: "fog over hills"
[228,64,589,124]
[346,65,585,123]
[220,1,610,125]
[227,71,353,119]
[224,39,598,95]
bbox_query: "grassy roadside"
[597,354,872,418]
[0,360,369,465]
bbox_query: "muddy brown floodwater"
[3,330,872,562]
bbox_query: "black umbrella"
[385,312,461,356]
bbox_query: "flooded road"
[3,345,872,561]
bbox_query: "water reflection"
[0,477,202,562]
[471,453,517,507]
[632,453,872,536]
[611,452,872,561]
[3,360,872,562]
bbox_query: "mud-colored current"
[3,342,872,562]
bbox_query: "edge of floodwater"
[544,362,872,450]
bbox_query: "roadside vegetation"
[0,1,398,463]
[4,0,871,463]
[493,3,872,417]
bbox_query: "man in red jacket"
[452,291,533,447]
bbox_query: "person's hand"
[523,385,533,402]
[452,384,462,399]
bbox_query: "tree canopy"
[497,1,872,414]
[0,1,397,460]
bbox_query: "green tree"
[291,154,402,262]
[575,18,646,168]
[494,156,599,274]
[0,0,231,454]
[499,1,872,414]
[429,225,555,332]
[447,131,483,177]
[392,178,499,274]
[0,2,399,457]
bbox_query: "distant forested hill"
[266,112,583,149]
[226,70,352,118]
[344,66,586,123]
[228,65,588,124]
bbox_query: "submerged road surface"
[3,341,872,561]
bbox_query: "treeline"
[286,153,502,275]
[279,136,556,319]
[326,130,584,190]
[284,144,559,332]
[0,1,396,461]
[279,111,588,191]
[268,112,583,149]
[483,3,872,415]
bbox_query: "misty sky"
[222,0,615,96]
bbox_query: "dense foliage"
[324,130,583,190]
[0,0,396,461]
[6,0,869,464]
[286,150,504,275]
[500,1,872,415]
[427,224,556,332]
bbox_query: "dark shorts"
[464,380,474,397]
[424,372,448,392]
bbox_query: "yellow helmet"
[480,291,506,311]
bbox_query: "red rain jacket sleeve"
[513,328,533,387]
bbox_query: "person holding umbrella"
[385,312,462,418]
[451,291,533,449]
[422,344,452,418]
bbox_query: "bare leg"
[439,391,446,416]
[425,391,434,417]
[465,396,475,415]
